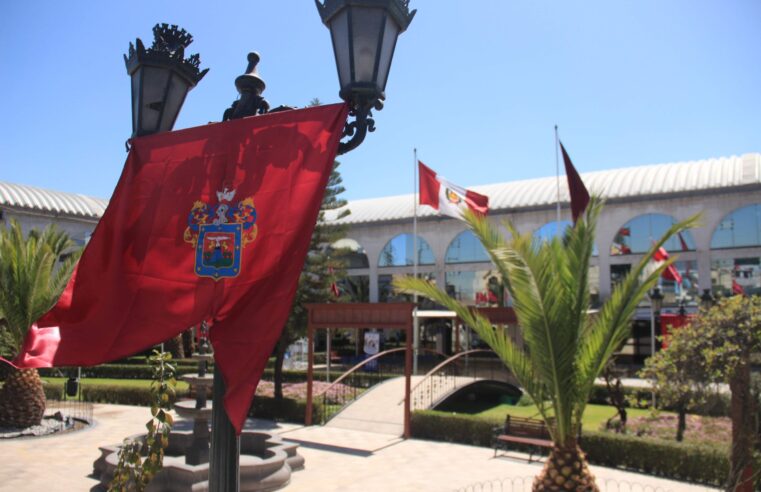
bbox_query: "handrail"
[315,347,450,398]
[403,349,496,404]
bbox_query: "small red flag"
[559,141,590,223]
[732,279,745,296]
[8,103,348,434]
[418,161,488,219]
[677,232,690,252]
[328,265,340,298]
[652,246,683,285]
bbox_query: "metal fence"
[44,397,94,431]
[454,476,706,492]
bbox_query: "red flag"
[677,232,690,252]
[418,161,488,219]
[559,141,590,223]
[9,103,348,434]
[733,279,745,296]
[328,265,340,298]
[652,246,683,285]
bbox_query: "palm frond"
[393,276,554,427]
[573,214,701,421]
[396,198,700,449]
[0,220,80,355]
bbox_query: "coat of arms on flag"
[184,187,258,280]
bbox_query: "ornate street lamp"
[316,0,416,153]
[124,24,208,138]
[126,4,414,489]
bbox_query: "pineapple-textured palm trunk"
[533,443,599,492]
[0,367,46,428]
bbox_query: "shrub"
[39,364,202,380]
[589,384,729,417]
[81,384,188,406]
[410,410,757,487]
[43,382,64,400]
[248,395,317,424]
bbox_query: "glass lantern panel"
[350,7,385,85]
[376,14,400,92]
[140,66,172,135]
[131,71,140,135]
[329,9,352,91]
[158,73,190,133]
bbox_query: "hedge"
[589,384,730,417]
[42,380,311,424]
[38,364,204,380]
[249,396,319,424]
[410,410,757,487]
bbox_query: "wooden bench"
[492,415,552,462]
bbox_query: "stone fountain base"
[93,422,304,492]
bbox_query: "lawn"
[42,377,190,392]
[441,401,663,431]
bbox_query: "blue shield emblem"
[195,223,242,280]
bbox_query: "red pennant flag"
[732,279,745,296]
[652,246,683,285]
[8,103,348,434]
[418,161,488,219]
[559,141,590,223]
[328,265,340,298]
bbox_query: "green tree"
[652,296,761,491]
[639,324,717,441]
[395,197,697,491]
[273,152,350,400]
[0,220,79,427]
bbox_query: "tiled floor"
[0,403,718,491]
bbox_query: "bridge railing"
[314,348,449,425]
[408,349,515,411]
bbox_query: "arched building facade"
[328,153,761,308]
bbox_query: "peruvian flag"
[652,246,683,285]
[418,161,488,219]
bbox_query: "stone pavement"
[0,403,718,492]
[325,376,421,435]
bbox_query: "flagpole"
[412,148,419,376]
[554,125,561,226]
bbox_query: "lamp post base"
[209,366,240,492]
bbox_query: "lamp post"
[648,287,663,408]
[700,288,716,310]
[125,3,415,490]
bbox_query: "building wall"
[0,207,98,247]
[344,187,761,304]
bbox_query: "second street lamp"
[316,0,417,154]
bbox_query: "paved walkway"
[0,403,718,492]
[326,376,421,434]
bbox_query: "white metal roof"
[327,153,761,225]
[0,181,108,219]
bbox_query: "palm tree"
[395,197,697,491]
[0,220,79,428]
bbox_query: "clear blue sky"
[1,1,759,202]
